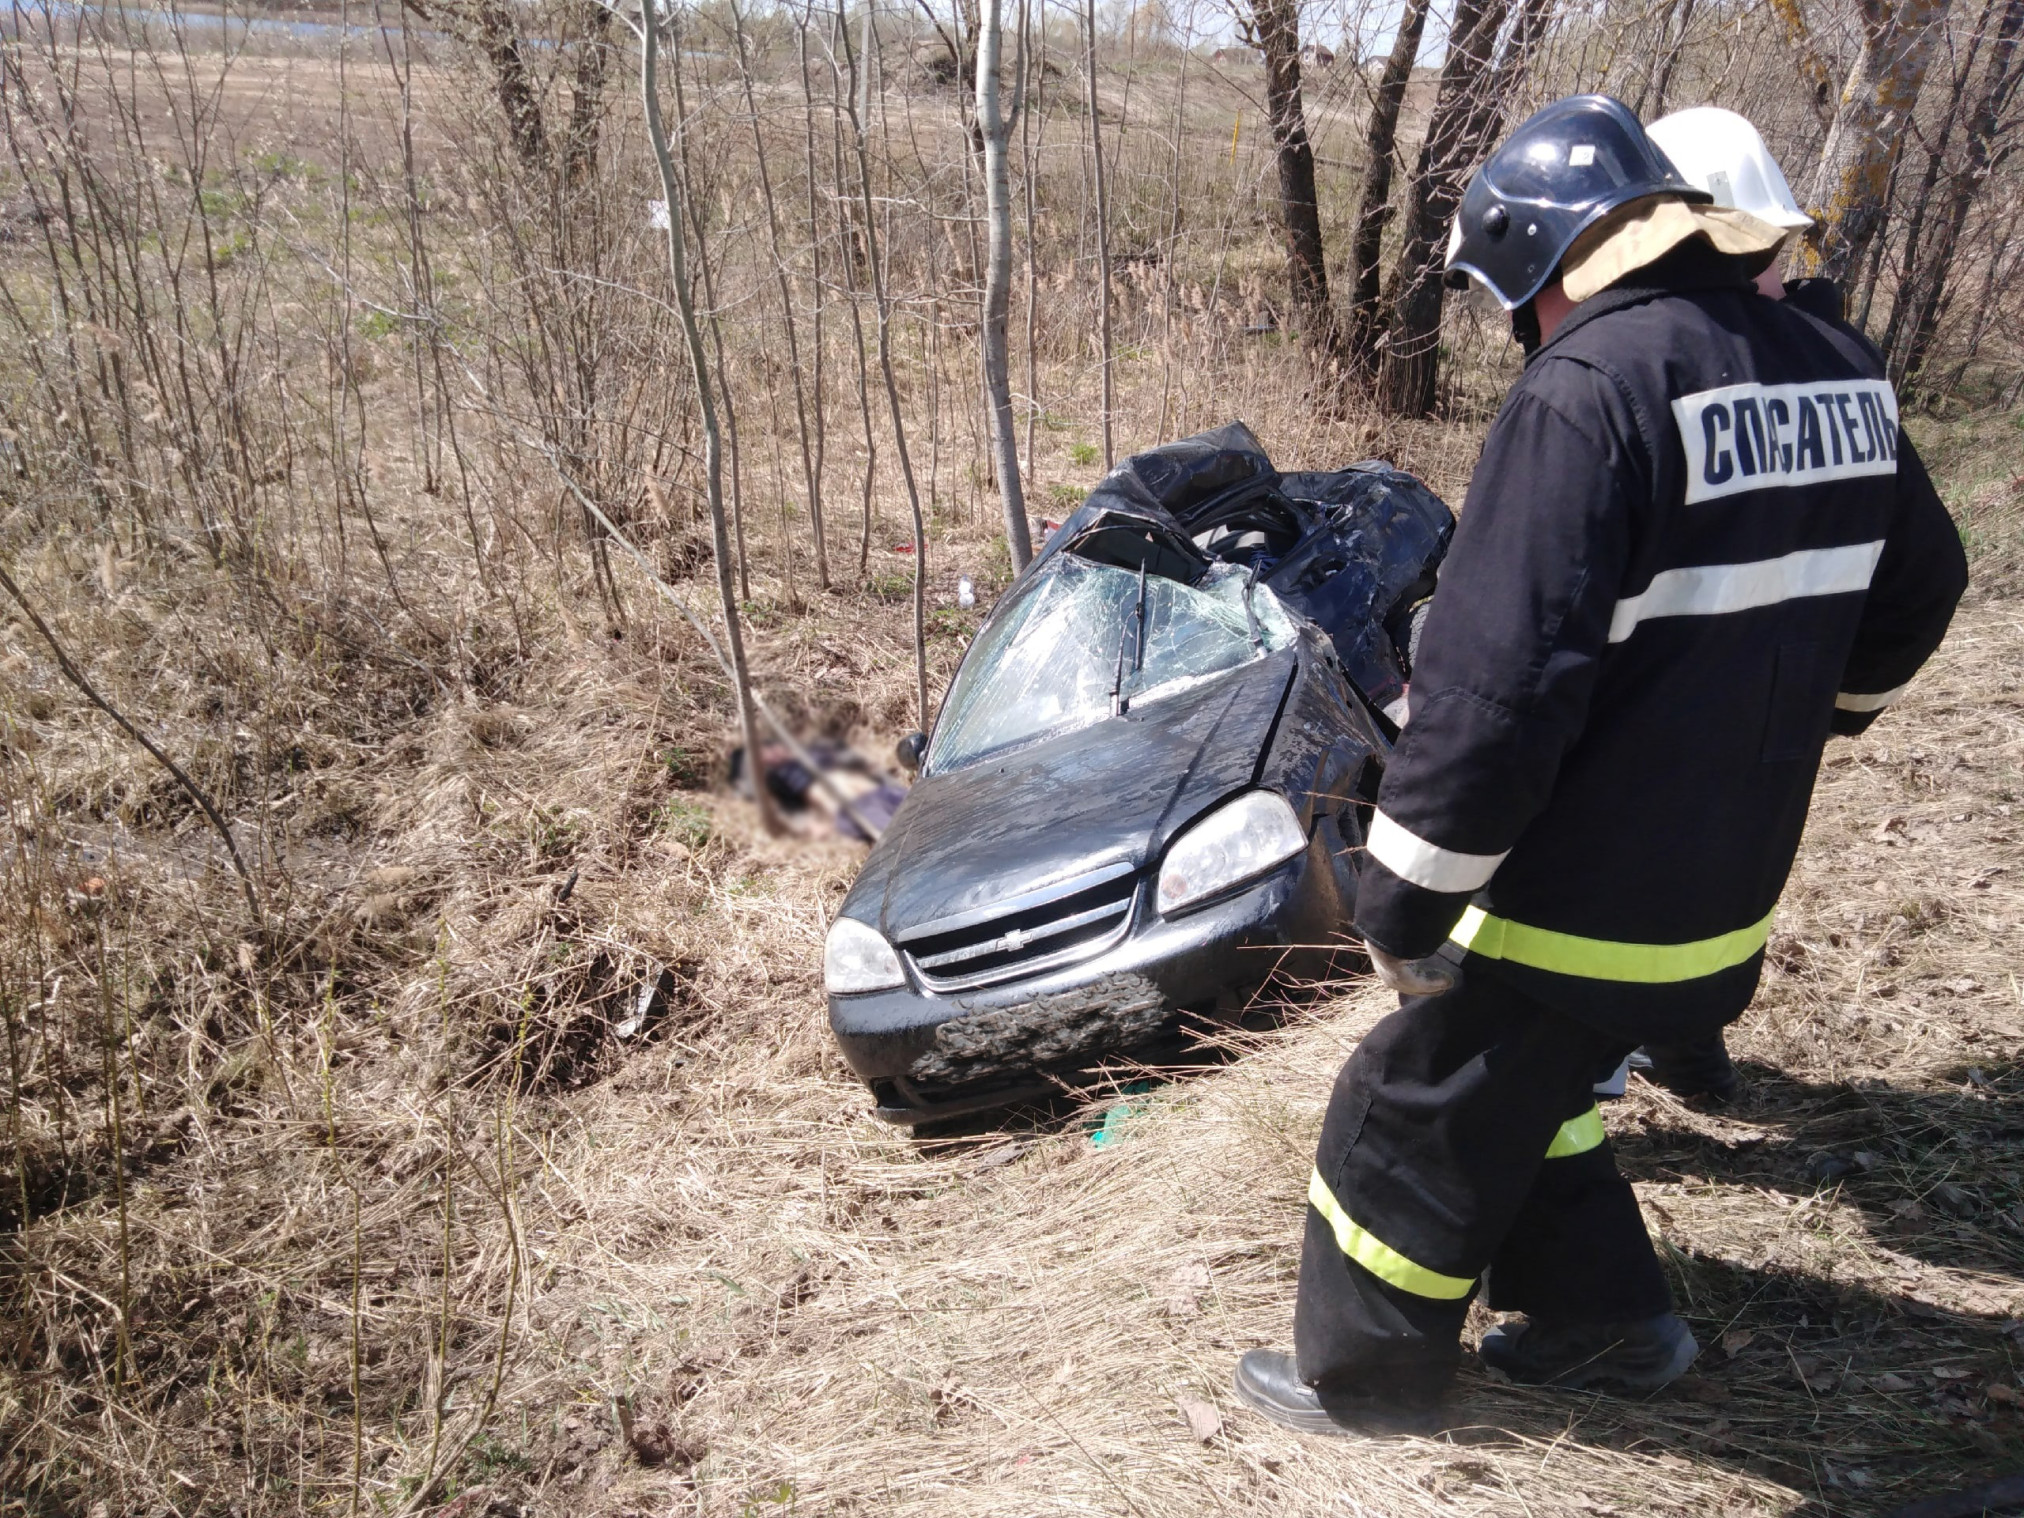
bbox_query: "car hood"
[857,649,1297,940]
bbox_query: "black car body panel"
[865,650,1296,940]
[827,423,1453,1122]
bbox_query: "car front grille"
[896,865,1139,992]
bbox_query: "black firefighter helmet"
[1444,94,1709,311]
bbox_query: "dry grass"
[2,20,2022,1518]
[7,433,2018,1518]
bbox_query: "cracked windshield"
[928,558,1296,772]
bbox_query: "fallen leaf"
[1867,1372,1914,1393]
[1720,1329,1756,1357]
[1872,815,1906,841]
[1987,1381,2023,1406]
[1934,1366,1970,1381]
[1176,1397,1222,1443]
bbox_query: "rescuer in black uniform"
[1233,96,1968,1435]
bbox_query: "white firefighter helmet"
[1647,107,1812,230]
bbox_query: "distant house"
[1300,42,1336,68]
[1210,46,1261,65]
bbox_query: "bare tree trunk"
[563,0,613,185]
[798,13,830,586]
[638,5,777,833]
[1248,0,1341,361]
[1155,24,1191,438]
[1084,0,1115,468]
[729,0,827,591]
[673,43,751,605]
[472,0,549,171]
[1768,0,1842,125]
[840,0,932,729]
[1889,0,2024,383]
[1642,0,1700,116]
[825,7,880,579]
[978,0,1033,570]
[1345,0,1431,374]
[1878,17,1981,358]
[1020,0,1043,486]
[1377,0,1506,417]
[1795,0,1956,283]
[1376,0,1548,418]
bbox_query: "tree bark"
[1085,0,1115,468]
[840,0,933,730]
[1249,0,1340,360]
[1345,0,1432,374]
[1768,0,1840,125]
[1021,0,1043,486]
[563,0,612,186]
[638,4,778,833]
[730,0,827,590]
[1795,0,1956,284]
[977,0,1033,570]
[473,0,548,171]
[1375,0,1509,417]
[1899,0,2023,381]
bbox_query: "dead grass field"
[7,410,2017,1518]
[2,25,2022,1518]
[425,605,2024,1518]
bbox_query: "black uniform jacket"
[1355,251,1968,1040]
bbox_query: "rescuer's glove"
[1366,942,1456,997]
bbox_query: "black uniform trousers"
[1294,961,1672,1398]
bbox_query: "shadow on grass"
[1616,1057,2024,1289]
[1437,1058,2024,1515]
[1437,1250,2024,1518]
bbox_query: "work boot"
[1232,1350,1444,1437]
[1477,1312,1698,1393]
[1633,1033,1740,1104]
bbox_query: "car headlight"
[824,915,906,994]
[1157,791,1307,915]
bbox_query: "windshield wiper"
[1133,559,1149,672]
[1241,562,1266,654]
[1112,559,1149,716]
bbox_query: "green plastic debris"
[1089,1081,1155,1148]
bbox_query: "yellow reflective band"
[1449,905,1777,984]
[1545,1105,1607,1158]
[1307,1168,1476,1301]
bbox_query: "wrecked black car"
[823,423,1454,1123]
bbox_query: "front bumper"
[828,829,1354,1122]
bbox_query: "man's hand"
[1366,942,1457,997]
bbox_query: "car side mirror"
[895,732,925,774]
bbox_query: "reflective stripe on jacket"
[1353,252,1967,1039]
